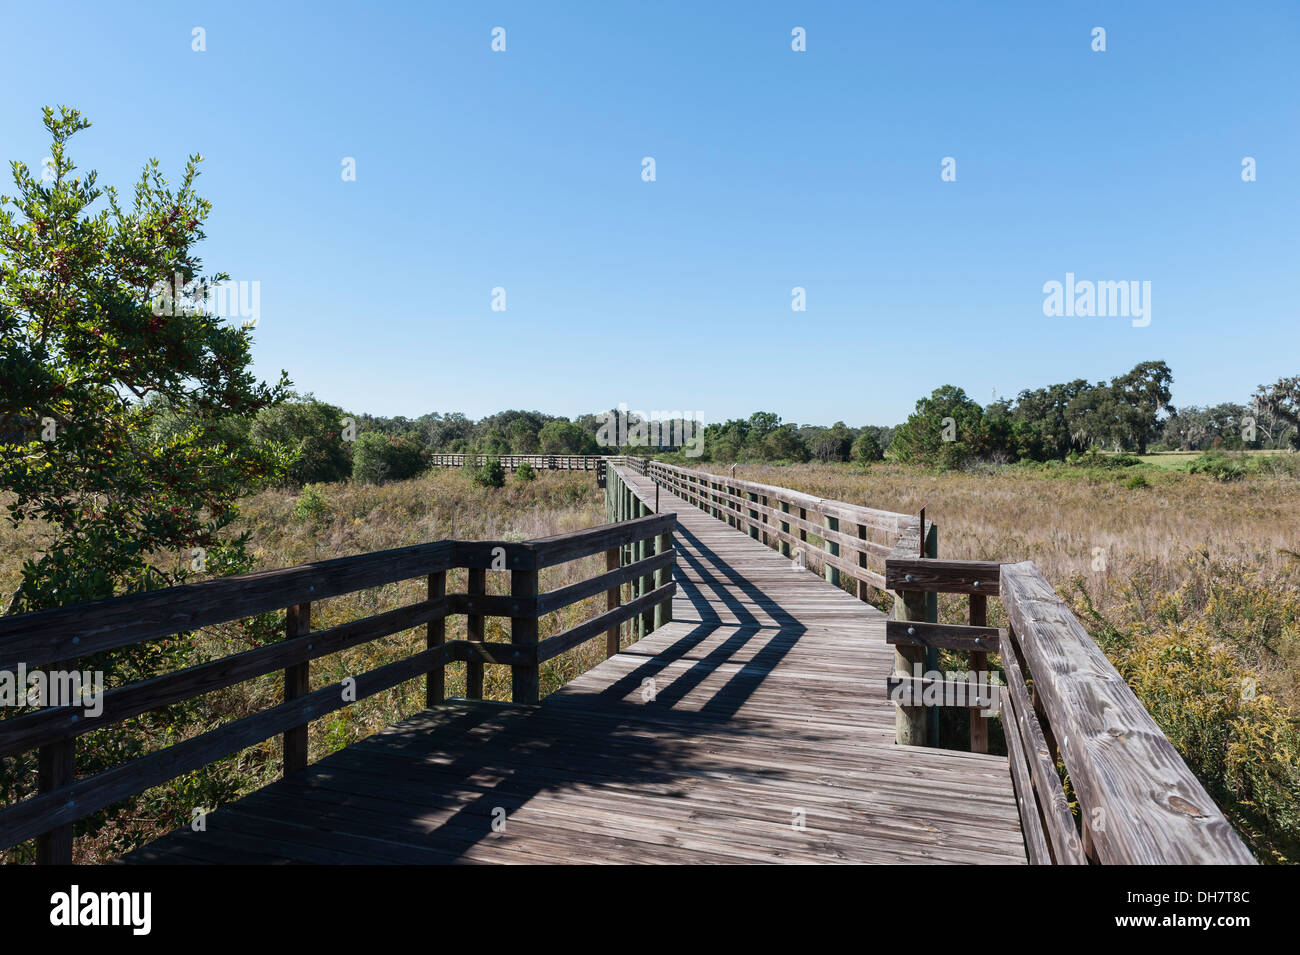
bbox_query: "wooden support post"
[779,501,791,557]
[36,733,74,864]
[284,602,311,775]
[638,506,652,638]
[511,568,540,703]
[857,523,870,601]
[893,589,928,747]
[969,591,989,753]
[466,567,486,699]
[923,520,940,748]
[605,547,622,657]
[824,515,840,588]
[654,531,673,629]
[426,570,446,706]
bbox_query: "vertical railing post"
[893,586,928,747]
[824,514,840,587]
[923,519,940,748]
[605,547,622,657]
[510,567,539,703]
[856,523,871,601]
[637,505,651,638]
[36,728,75,864]
[466,567,486,699]
[426,570,446,706]
[654,530,674,629]
[779,501,791,557]
[969,591,989,753]
[284,602,311,774]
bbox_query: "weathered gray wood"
[885,619,1000,652]
[969,593,989,754]
[999,630,1086,864]
[535,550,672,615]
[0,540,460,671]
[653,532,673,630]
[889,517,928,747]
[283,603,311,775]
[36,734,74,864]
[604,547,621,658]
[0,645,455,850]
[885,558,1002,595]
[427,572,447,706]
[465,568,486,700]
[999,561,1255,864]
[510,569,540,704]
[537,582,676,663]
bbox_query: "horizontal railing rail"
[428,453,604,471]
[0,512,676,864]
[616,457,912,597]
[882,551,1256,865]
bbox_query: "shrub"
[515,462,536,482]
[1189,451,1248,482]
[851,432,883,463]
[1125,473,1150,489]
[473,456,506,488]
[292,483,330,522]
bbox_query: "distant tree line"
[889,362,1300,468]
[210,363,1300,486]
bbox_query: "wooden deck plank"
[124,467,1026,865]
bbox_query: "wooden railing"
[881,552,1256,864]
[428,453,603,471]
[0,513,676,863]
[624,458,913,596]
[618,456,1255,865]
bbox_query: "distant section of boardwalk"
[126,468,1025,864]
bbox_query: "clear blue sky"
[2,1,1296,426]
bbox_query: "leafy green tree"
[1008,379,1091,460]
[515,461,536,482]
[0,107,289,613]
[763,424,808,461]
[851,431,883,463]
[538,419,597,454]
[249,397,352,485]
[1110,360,1173,453]
[1253,376,1300,449]
[509,417,541,453]
[351,432,426,484]
[888,386,987,468]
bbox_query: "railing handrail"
[880,549,1256,865]
[0,513,673,671]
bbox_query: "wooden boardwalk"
[124,467,1026,864]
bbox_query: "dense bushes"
[250,399,353,485]
[351,433,426,484]
[1070,560,1300,863]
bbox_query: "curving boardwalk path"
[125,467,1025,864]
